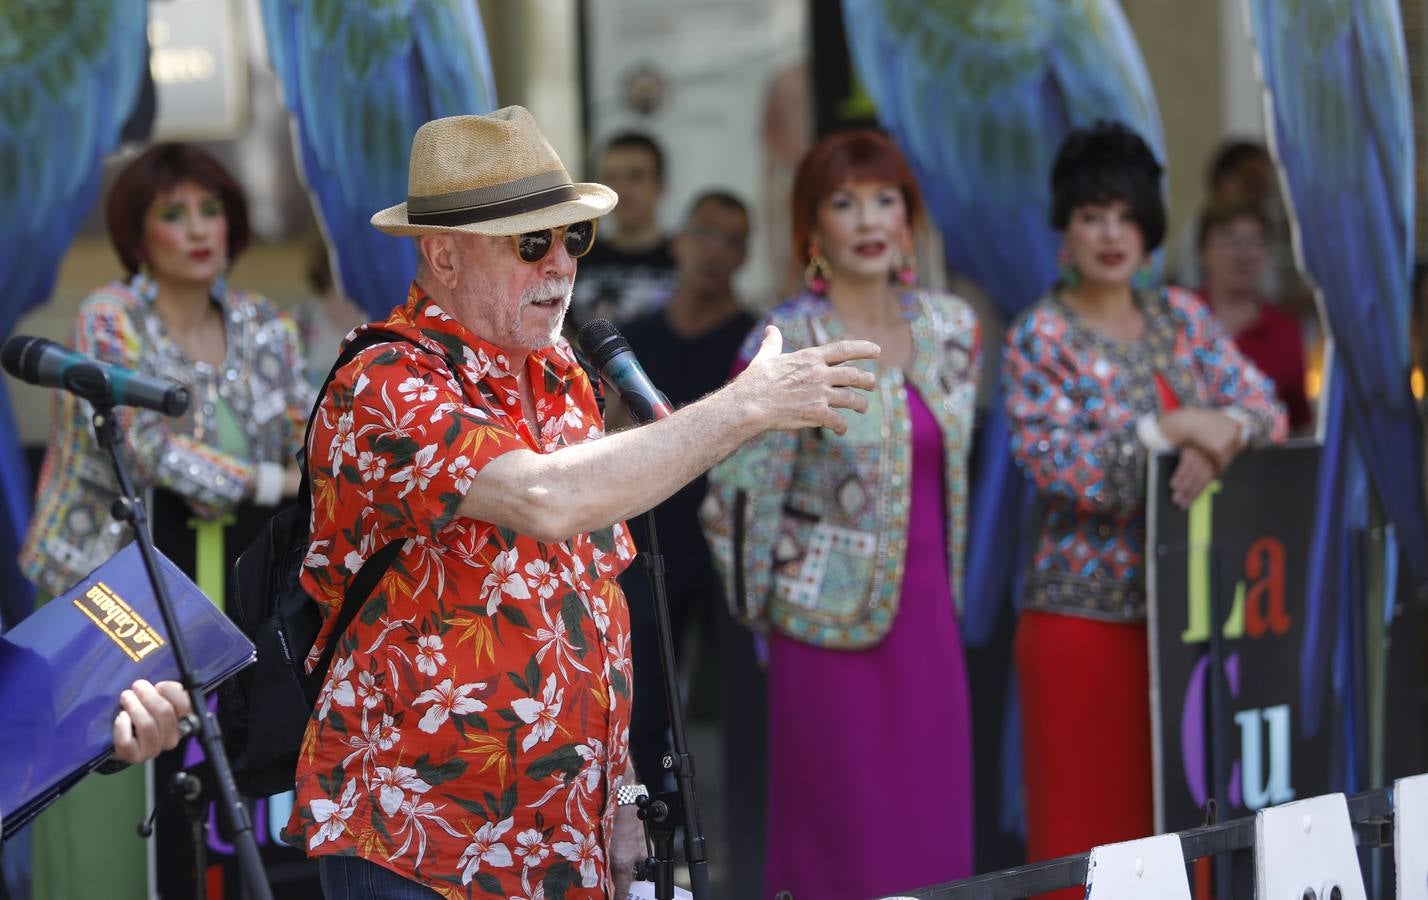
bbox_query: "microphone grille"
[1,336,51,381]
[576,318,629,370]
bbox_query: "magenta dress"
[764,387,974,899]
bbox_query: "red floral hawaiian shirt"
[286,285,636,899]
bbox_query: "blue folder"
[0,542,255,839]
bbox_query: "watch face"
[616,783,649,806]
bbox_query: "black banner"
[1147,443,1333,833]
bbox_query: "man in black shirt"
[568,132,679,328]
[617,187,765,827]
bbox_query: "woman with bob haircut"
[21,142,314,898]
[702,128,980,897]
[1003,122,1287,888]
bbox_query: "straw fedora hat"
[371,106,617,237]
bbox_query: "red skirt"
[1016,609,1155,899]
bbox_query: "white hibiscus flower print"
[398,376,438,403]
[523,558,559,599]
[459,816,515,884]
[481,549,531,615]
[370,764,431,817]
[513,828,550,869]
[413,678,488,733]
[415,634,447,676]
[356,450,387,482]
[390,443,442,499]
[307,778,358,850]
[511,673,564,752]
[551,824,603,888]
[447,454,479,494]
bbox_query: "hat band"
[406,170,581,227]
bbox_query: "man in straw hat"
[285,106,879,898]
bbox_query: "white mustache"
[521,278,574,305]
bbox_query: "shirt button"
[506,396,517,406]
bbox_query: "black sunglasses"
[511,220,598,264]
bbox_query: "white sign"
[583,0,808,306]
[148,0,247,140]
[1086,833,1191,899]
[1255,793,1366,899]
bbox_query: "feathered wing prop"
[0,1,149,625]
[840,0,1163,645]
[259,0,497,318]
[1243,0,1427,738]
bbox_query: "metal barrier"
[900,786,1398,899]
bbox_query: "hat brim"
[370,183,618,237]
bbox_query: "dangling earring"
[130,261,158,303]
[892,250,917,289]
[804,251,830,295]
[209,264,229,301]
[1131,261,1155,291]
[1056,247,1079,290]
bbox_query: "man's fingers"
[826,363,876,392]
[119,688,158,760]
[751,324,783,362]
[132,679,181,751]
[820,410,851,436]
[816,339,881,366]
[112,709,137,763]
[828,387,869,414]
[154,680,193,718]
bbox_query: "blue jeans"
[319,855,443,900]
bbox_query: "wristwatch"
[616,782,649,807]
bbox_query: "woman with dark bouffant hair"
[702,128,979,897]
[20,143,314,898]
[1003,122,1287,887]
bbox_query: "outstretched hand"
[732,325,880,436]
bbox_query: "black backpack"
[219,329,424,797]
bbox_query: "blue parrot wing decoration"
[1244,0,1428,735]
[840,0,1164,645]
[259,0,497,318]
[0,1,149,627]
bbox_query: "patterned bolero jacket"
[700,290,980,650]
[1003,286,1288,623]
[20,280,316,598]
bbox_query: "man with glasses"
[286,107,879,900]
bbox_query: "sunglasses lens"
[516,230,553,263]
[564,221,596,258]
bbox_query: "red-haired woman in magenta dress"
[703,129,979,898]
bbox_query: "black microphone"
[2,335,190,417]
[576,319,672,424]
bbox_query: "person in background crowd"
[1196,197,1312,432]
[18,142,315,900]
[702,128,980,899]
[1172,140,1308,309]
[610,189,767,891]
[1004,122,1288,898]
[288,106,877,900]
[294,236,369,390]
[567,132,679,328]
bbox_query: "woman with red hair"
[20,142,315,899]
[702,129,979,897]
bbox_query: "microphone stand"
[634,506,712,900]
[85,395,273,900]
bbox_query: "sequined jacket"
[700,290,980,649]
[20,280,316,597]
[1003,286,1288,623]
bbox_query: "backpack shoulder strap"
[303,328,428,670]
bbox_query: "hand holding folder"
[0,542,255,840]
